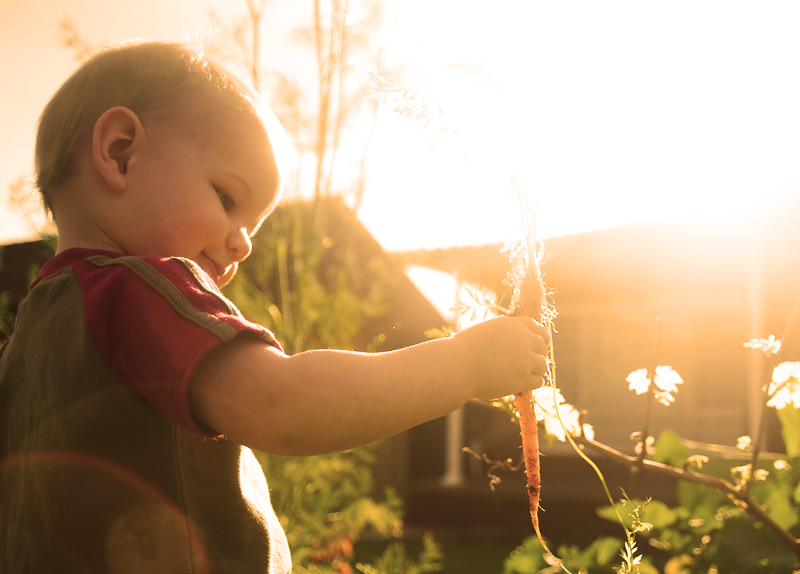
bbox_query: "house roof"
[401,193,800,315]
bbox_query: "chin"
[217,264,238,288]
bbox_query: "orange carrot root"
[516,269,569,572]
[516,271,545,536]
[515,388,541,531]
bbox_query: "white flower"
[754,469,770,481]
[653,390,675,407]
[772,361,800,385]
[732,464,752,483]
[744,335,782,357]
[736,436,752,451]
[768,390,792,409]
[627,366,683,405]
[774,459,790,471]
[531,386,586,442]
[627,369,650,395]
[654,366,683,394]
[767,362,800,409]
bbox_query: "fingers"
[517,315,551,346]
[518,375,546,397]
[531,334,549,357]
[457,315,552,400]
[495,315,551,362]
[523,320,551,390]
[530,350,549,379]
[504,328,551,396]
[505,316,550,356]
[507,356,549,399]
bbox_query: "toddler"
[0,41,550,574]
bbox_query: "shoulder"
[32,248,279,348]
[78,253,211,293]
[36,249,212,293]
[79,254,231,309]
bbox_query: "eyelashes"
[214,186,235,211]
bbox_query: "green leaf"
[758,480,799,531]
[501,553,543,574]
[651,430,689,467]
[598,498,677,530]
[501,536,547,574]
[597,503,627,527]
[777,405,800,459]
[592,536,625,565]
[676,481,728,519]
[716,515,799,573]
[641,500,678,529]
[557,536,626,571]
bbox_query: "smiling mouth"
[196,253,239,288]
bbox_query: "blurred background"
[6,2,800,572]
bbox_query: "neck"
[50,187,126,256]
[55,233,125,255]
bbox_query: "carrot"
[515,387,541,531]
[515,269,568,572]
[514,270,545,534]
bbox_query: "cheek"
[185,204,230,244]
[176,198,222,227]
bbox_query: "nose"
[228,226,253,263]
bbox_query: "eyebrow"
[226,171,253,197]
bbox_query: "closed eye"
[215,187,235,211]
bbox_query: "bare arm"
[188,316,549,456]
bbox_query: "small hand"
[453,316,550,400]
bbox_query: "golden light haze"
[3,1,800,251]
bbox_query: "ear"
[92,106,146,193]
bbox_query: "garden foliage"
[494,352,800,574]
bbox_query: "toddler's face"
[115,95,281,287]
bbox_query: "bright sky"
[3,1,800,252]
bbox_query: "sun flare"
[3,1,800,252]
[359,0,800,252]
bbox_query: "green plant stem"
[244,0,265,93]
[576,434,800,561]
[636,394,653,466]
[744,368,773,495]
[636,317,665,465]
[277,235,295,349]
[312,0,331,207]
[745,294,800,493]
[323,0,349,199]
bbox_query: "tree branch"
[575,435,800,560]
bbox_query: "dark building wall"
[0,239,56,313]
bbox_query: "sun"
[358,0,800,252]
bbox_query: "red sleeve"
[73,254,282,437]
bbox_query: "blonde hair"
[35,41,262,213]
